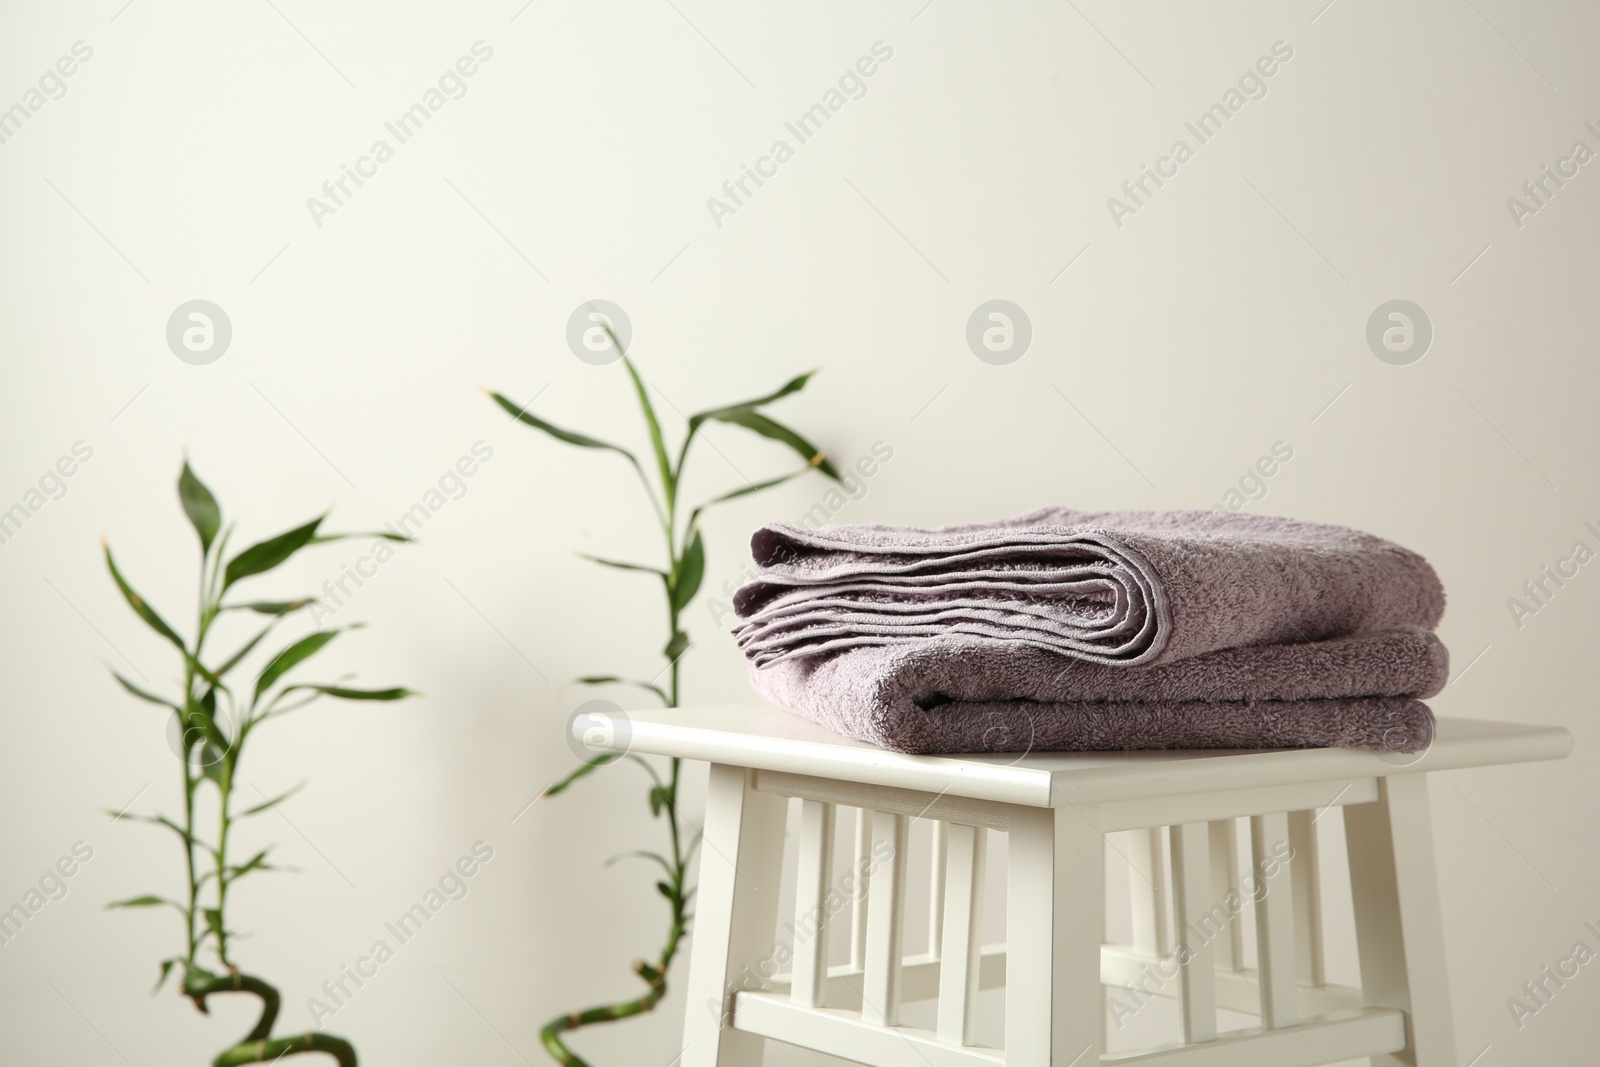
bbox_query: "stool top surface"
[583,702,1572,808]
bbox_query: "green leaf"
[685,371,817,434]
[687,468,812,530]
[202,907,224,943]
[239,781,305,816]
[187,689,230,784]
[308,531,410,544]
[214,622,282,679]
[619,354,675,506]
[623,753,664,788]
[169,699,205,756]
[655,880,677,903]
[488,391,641,464]
[223,600,313,615]
[577,553,667,576]
[110,671,180,711]
[671,528,705,613]
[663,629,689,663]
[225,848,276,883]
[540,755,614,800]
[178,462,222,554]
[677,370,818,472]
[710,410,840,479]
[255,629,341,699]
[604,850,673,875]
[114,812,216,855]
[108,894,179,909]
[223,516,324,590]
[154,957,183,994]
[575,676,669,705]
[198,743,228,785]
[489,387,670,526]
[280,684,416,702]
[104,545,186,651]
[648,785,669,816]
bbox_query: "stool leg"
[1345,774,1457,1066]
[1007,805,1103,1065]
[682,763,788,1067]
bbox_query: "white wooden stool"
[581,706,1570,1067]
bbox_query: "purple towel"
[734,507,1444,668]
[745,630,1445,754]
[733,509,1448,754]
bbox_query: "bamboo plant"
[105,462,416,1067]
[487,331,837,1065]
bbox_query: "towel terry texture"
[732,508,1448,755]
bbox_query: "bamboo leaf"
[489,388,670,527]
[224,848,276,883]
[110,671,180,711]
[198,743,228,785]
[104,545,186,651]
[279,684,417,702]
[114,812,195,844]
[685,371,817,433]
[178,462,222,554]
[223,516,324,590]
[309,531,410,544]
[603,850,673,875]
[575,676,669,705]
[238,781,306,816]
[223,600,313,615]
[709,410,840,479]
[619,353,674,506]
[577,553,667,576]
[214,622,283,679]
[623,753,664,787]
[255,629,341,699]
[185,687,227,749]
[687,467,811,530]
[677,370,819,472]
[112,813,217,856]
[663,629,689,662]
[154,957,183,994]
[540,755,613,800]
[108,894,180,909]
[188,687,230,784]
[648,785,671,817]
[488,391,640,463]
[202,907,224,943]
[670,528,705,613]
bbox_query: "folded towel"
[732,508,1449,755]
[745,632,1444,754]
[734,507,1444,669]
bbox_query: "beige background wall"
[1,1,1595,1063]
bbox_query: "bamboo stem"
[185,972,356,1066]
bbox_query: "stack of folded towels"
[730,507,1447,754]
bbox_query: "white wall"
[1,1,1595,1063]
